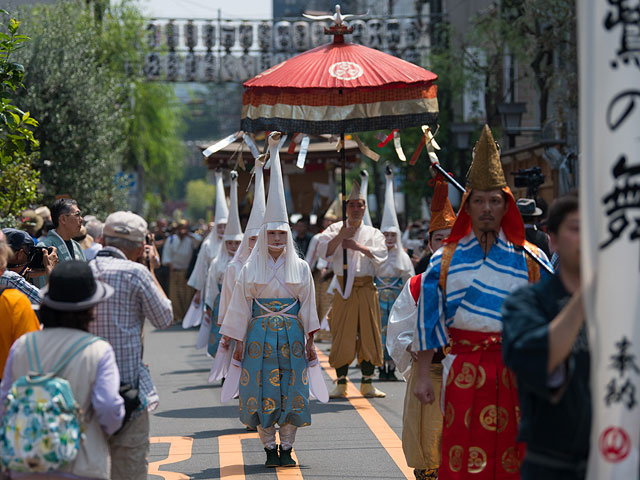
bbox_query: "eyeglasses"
[63,211,82,218]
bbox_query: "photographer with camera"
[33,199,86,289]
[0,228,58,304]
[88,211,172,480]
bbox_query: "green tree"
[98,2,186,215]
[185,179,215,221]
[13,2,128,217]
[0,10,40,223]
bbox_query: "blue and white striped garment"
[415,230,552,351]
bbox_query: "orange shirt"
[0,288,40,375]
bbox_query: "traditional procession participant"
[375,167,415,380]
[386,177,457,480]
[413,125,551,479]
[220,132,320,468]
[217,158,266,335]
[204,170,243,357]
[193,171,228,349]
[188,170,228,311]
[317,180,388,398]
[304,198,340,340]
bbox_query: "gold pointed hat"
[466,124,506,190]
[348,180,365,202]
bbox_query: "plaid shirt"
[0,271,40,304]
[89,247,173,411]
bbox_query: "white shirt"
[316,220,387,298]
[162,234,198,270]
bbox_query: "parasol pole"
[430,161,554,275]
[341,132,348,292]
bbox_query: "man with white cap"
[203,170,243,357]
[374,167,415,381]
[220,132,320,468]
[89,211,173,480]
[316,178,388,398]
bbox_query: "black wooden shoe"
[279,446,297,467]
[264,447,279,467]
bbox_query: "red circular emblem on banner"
[599,427,631,463]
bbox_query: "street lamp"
[498,102,527,148]
[450,122,476,150]
[450,122,476,179]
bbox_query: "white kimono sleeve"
[292,261,320,337]
[203,259,220,311]
[365,228,388,269]
[219,266,252,342]
[217,262,240,326]
[386,280,419,379]
[187,243,209,291]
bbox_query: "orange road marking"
[148,436,194,480]
[218,431,305,479]
[276,450,303,479]
[316,349,413,480]
[219,432,259,479]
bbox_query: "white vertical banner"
[580,2,640,479]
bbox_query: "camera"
[511,167,545,197]
[27,246,54,270]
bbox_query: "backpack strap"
[26,332,43,374]
[523,240,542,284]
[50,335,101,377]
[438,242,458,297]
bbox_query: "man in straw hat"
[220,132,321,468]
[386,175,457,480]
[374,167,415,381]
[316,178,388,398]
[412,125,552,479]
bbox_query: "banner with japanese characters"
[579,2,640,479]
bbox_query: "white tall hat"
[214,170,229,224]
[262,133,288,229]
[244,158,266,237]
[380,167,401,234]
[247,131,301,284]
[360,170,373,226]
[231,159,265,264]
[223,171,243,241]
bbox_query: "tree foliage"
[185,179,215,221]
[12,2,128,217]
[0,10,40,222]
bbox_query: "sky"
[138,0,272,19]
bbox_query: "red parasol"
[241,30,438,134]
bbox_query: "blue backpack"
[0,332,100,472]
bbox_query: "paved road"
[146,323,414,480]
